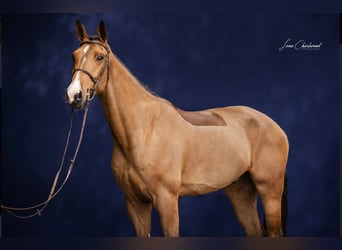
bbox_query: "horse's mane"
[139,82,160,98]
[110,49,161,99]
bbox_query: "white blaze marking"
[83,45,90,54]
[67,45,90,101]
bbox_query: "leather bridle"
[72,40,111,101]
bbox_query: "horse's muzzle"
[66,91,84,110]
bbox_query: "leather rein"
[1,40,111,218]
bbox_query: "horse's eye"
[96,54,104,61]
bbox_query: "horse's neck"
[98,53,162,151]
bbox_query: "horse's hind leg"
[224,173,264,236]
[250,166,286,237]
[249,125,288,237]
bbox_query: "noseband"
[72,40,111,100]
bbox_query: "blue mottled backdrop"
[1,13,340,236]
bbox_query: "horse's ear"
[75,20,88,41]
[97,20,107,42]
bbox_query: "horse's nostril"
[75,91,82,101]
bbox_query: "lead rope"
[1,100,91,218]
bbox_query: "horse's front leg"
[125,195,153,237]
[153,190,179,237]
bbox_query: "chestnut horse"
[66,20,289,237]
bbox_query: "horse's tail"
[281,174,288,236]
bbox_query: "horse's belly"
[179,128,250,196]
[179,163,247,196]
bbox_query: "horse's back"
[211,105,288,143]
[175,107,227,126]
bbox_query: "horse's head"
[66,20,111,109]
